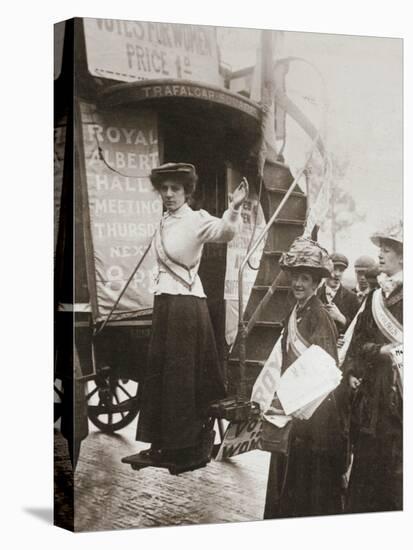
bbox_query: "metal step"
[253,252,283,287]
[263,160,294,190]
[262,250,284,257]
[226,358,265,396]
[264,222,304,252]
[231,321,283,362]
[264,190,307,221]
[266,187,305,197]
[254,320,284,328]
[244,285,291,323]
[251,285,289,297]
[271,218,306,226]
[228,358,265,369]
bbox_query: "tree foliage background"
[306,151,366,252]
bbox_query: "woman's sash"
[154,219,201,291]
[371,288,403,393]
[371,288,403,345]
[287,305,311,360]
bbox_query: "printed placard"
[215,417,263,461]
[83,18,222,86]
[81,101,162,320]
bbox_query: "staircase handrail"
[237,135,329,399]
[236,57,331,398]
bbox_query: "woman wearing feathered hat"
[344,219,403,513]
[264,237,345,519]
[135,162,248,465]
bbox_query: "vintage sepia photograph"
[53,16,403,532]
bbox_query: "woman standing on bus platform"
[136,162,248,464]
[264,237,344,519]
[344,220,403,513]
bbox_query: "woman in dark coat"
[136,162,248,464]
[344,221,403,513]
[264,237,344,519]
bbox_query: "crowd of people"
[135,161,403,520]
[263,222,403,519]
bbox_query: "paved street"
[55,419,271,532]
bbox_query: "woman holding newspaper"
[343,220,403,513]
[263,237,345,519]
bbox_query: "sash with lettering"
[371,288,403,393]
[154,215,201,291]
[287,304,311,360]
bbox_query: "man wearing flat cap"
[352,255,378,303]
[317,252,359,336]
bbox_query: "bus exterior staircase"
[226,159,307,397]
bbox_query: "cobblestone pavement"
[55,420,271,532]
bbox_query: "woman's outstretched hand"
[231,177,249,210]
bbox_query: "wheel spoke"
[87,375,140,433]
[112,389,126,419]
[117,383,133,399]
[86,385,99,400]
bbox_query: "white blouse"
[153,202,240,297]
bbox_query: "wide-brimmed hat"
[279,237,333,278]
[330,253,349,269]
[150,162,197,185]
[370,218,403,247]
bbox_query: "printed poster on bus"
[81,101,162,321]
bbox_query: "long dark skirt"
[264,416,343,519]
[264,447,343,519]
[136,294,226,450]
[264,447,341,519]
[347,430,402,513]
